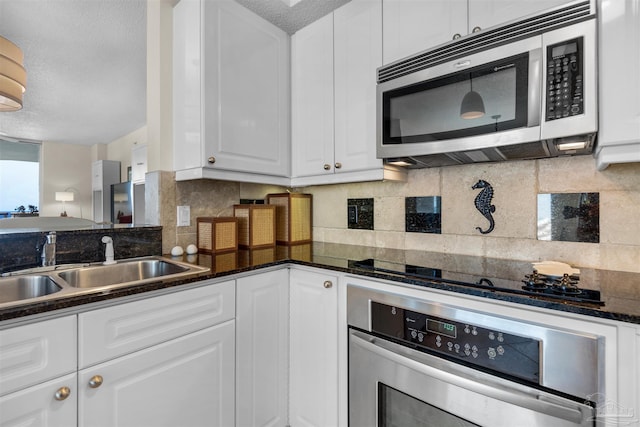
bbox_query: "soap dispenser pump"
[102,236,116,265]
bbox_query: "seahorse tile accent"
[472,180,495,234]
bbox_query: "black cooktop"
[350,258,604,307]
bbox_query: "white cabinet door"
[172,0,201,172]
[289,268,339,427]
[0,315,76,396]
[595,0,640,169]
[0,373,77,427]
[382,0,466,64]
[91,160,103,191]
[236,269,289,427]
[291,13,335,178]
[78,322,235,427]
[173,0,290,182]
[383,0,572,65]
[291,2,405,186]
[468,0,572,33]
[334,0,383,174]
[130,144,147,184]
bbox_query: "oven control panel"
[371,301,540,383]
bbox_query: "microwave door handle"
[528,47,543,127]
[350,330,590,424]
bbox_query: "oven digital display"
[427,319,457,339]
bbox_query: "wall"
[155,154,640,273]
[106,126,148,182]
[148,170,287,255]
[39,141,92,218]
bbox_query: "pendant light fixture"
[460,74,485,119]
[0,35,27,112]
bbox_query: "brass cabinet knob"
[55,386,71,401]
[208,156,216,164]
[88,375,104,389]
[323,164,331,171]
[453,33,462,40]
[334,162,342,169]
[323,280,333,289]
[472,26,481,33]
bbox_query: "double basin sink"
[0,257,211,308]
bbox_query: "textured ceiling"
[0,0,147,146]
[0,0,348,146]
[236,0,350,34]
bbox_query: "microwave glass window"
[383,54,529,144]
[389,68,517,137]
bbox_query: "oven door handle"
[350,330,592,425]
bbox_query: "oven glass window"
[382,53,529,144]
[378,383,479,427]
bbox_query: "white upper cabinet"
[291,13,335,181]
[468,1,575,35]
[383,0,572,64]
[173,0,291,185]
[383,0,466,64]
[130,144,147,184]
[292,0,406,186]
[595,0,640,170]
[334,0,386,175]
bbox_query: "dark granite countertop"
[2,242,640,325]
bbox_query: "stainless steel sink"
[57,258,204,288]
[0,275,62,304]
[0,257,210,309]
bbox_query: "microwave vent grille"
[406,154,462,168]
[497,141,552,160]
[378,0,594,83]
[400,142,557,168]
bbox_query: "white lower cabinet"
[0,316,77,426]
[236,269,290,427]
[289,268,339,427]
[0,374,77,426]
[0,280,236,427]
[78,321,235,427]
[236,267,342,427]
[77,280,236,427]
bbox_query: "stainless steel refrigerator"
[111,181,145,224]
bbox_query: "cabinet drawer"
[79,280,235,368]
[0,316,77,396]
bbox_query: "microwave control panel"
[546,37,584,121]
[370,301,540,384]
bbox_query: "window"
[0,138,40,217]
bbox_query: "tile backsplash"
[156,156,640,273]
[305,156,640,273]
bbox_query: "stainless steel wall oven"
[347,285,604,426]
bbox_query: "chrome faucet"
[41,231,56,266]
[102,236,116,265]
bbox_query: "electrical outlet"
[177,205,191,227]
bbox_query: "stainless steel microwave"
[377,1,597,168]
